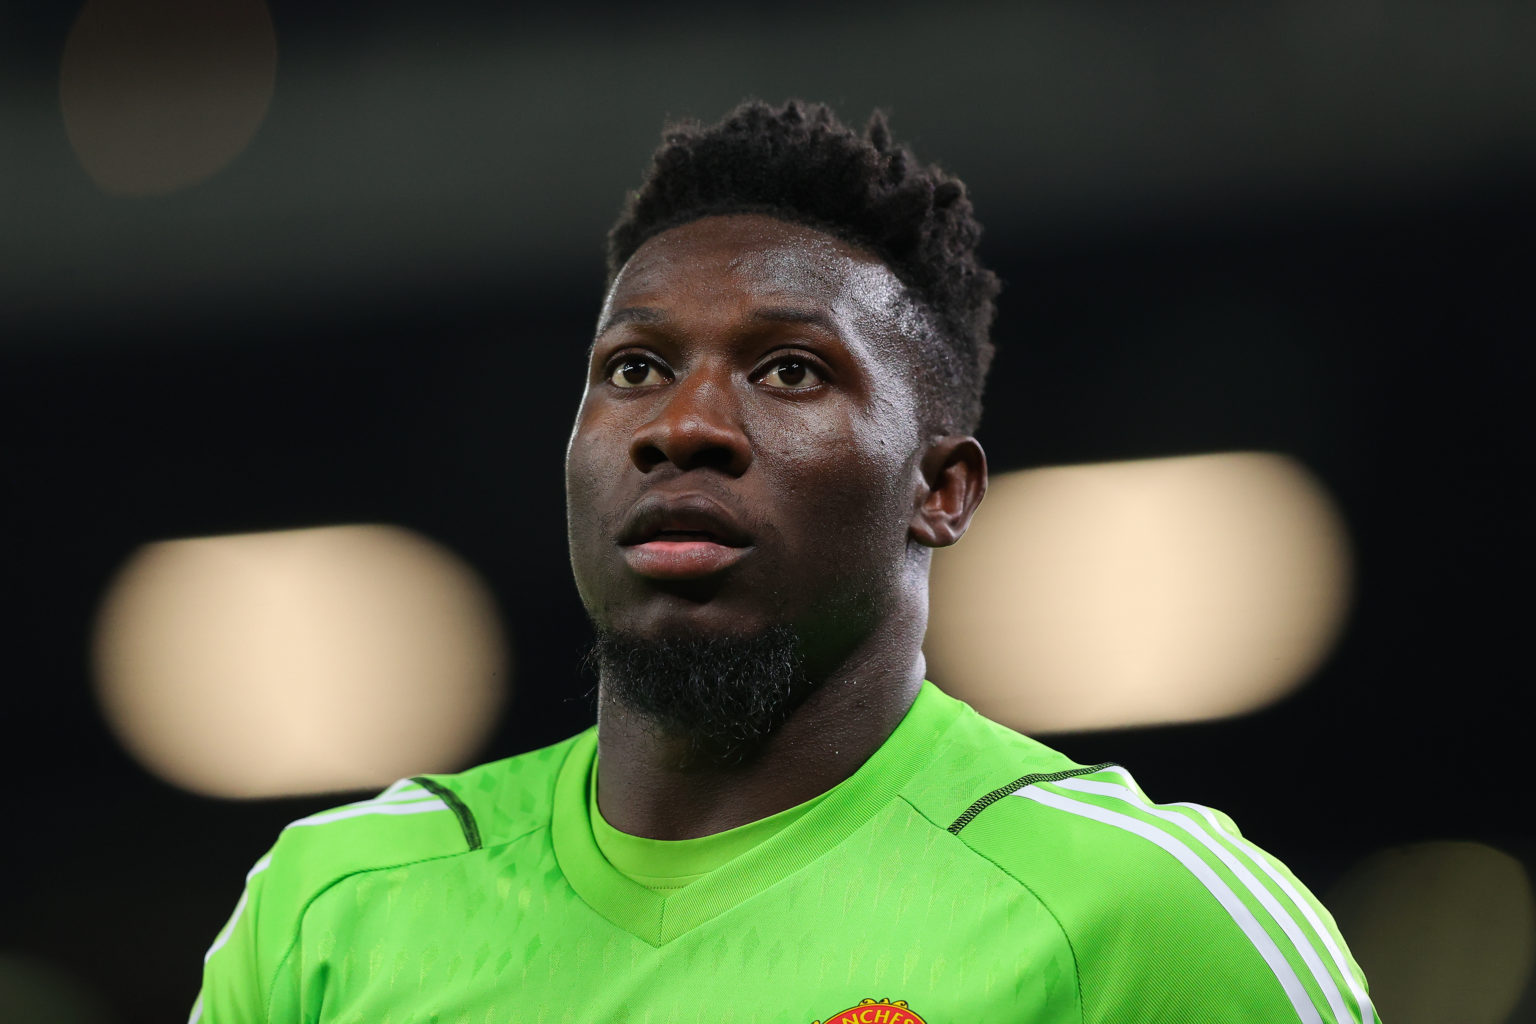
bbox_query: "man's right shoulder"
[257,729,587,904]
[193,732,591,1019]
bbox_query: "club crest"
[812,997,926,1024]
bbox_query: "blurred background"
[2,1,1532,1020]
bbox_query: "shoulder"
[952,763,1237,884]
[196,735,592,1014]
[906,692,1260,904]
[952,761,1374,1023]
[410,728,589,851]
[257,730,588,918]
[902,692,1373,1021]
[898,685,1104,832]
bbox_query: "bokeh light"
[0,954,114,1024]
[92,525,509,798]
[60,0,277,196]
[926,452,1352,732]
[1326,841,1536,1024]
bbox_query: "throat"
[593,667,922,841]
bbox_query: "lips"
[617,494,754,580]
[617,496,752,548]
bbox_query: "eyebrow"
[593,304,842,339]
[749,305,842,338]
[594,306,670,337]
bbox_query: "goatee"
[588,625,810,766]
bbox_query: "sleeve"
[189,846,301,1024]
[187,777,470,1023]
[1018,771,1379,1024]
[188,847,276,1024]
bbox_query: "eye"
[607,356,670,388]
[757,357,824,390]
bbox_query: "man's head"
[608,98,999,436]
[565,101,994,760]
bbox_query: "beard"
[588,625,811,767]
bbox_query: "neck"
[593,621,925,841]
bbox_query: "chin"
[600,600,785,643]
[589,618,810,765]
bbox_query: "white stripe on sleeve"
[284,797,449,829]
[1053,774,1357,1024]
[1017,784,1324,1024]
[322,786,434,813]
[380,777,421,797]
[1172,800,1378,1024]
[203,853,273,964]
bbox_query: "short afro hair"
[606,98,999,434]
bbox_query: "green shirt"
[192,682,1377,1023]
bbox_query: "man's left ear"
[910,436,988,548]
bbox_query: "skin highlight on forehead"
[596,214,923,369]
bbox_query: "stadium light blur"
[1326,841,1536,1024]
[926,452,1352,733]
[92,525,509,799]
[60,0,276,196]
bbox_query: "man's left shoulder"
[897,685,1098,833]
[943,760,1377,1024]
[904,692,1243,891]
[946,761,1248,887]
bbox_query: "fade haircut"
[605,99,1000,434]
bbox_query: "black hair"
[606,99,999,434]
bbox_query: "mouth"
[617,497,754,580]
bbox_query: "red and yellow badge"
[813,998,926,1024]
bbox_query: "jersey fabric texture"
[192,682,1376,1023]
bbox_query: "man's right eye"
[609,357,669,388]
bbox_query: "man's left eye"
[758,359,823,390]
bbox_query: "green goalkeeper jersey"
[192,682,1376,1023]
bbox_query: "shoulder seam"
[263,846,482,1023]
[947,762,1118,834]
[411,775,483,851]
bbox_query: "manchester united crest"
[812,998,926,1024]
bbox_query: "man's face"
[565,214,928,663]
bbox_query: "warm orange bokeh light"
[93,525,509,798]
[927,452,1352,732]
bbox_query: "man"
[193,100,1376,1022]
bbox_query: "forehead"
[600,214,910,332]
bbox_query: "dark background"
[2,1,1532,1020]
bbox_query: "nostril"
[632,443,667,472]
[689,446,738,472]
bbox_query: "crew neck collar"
[588,759,831,890]
[550,680,963,946]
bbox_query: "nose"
[629,368,752,476]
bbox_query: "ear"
[910,436,988,548]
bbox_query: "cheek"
[768,410,916,556]
[564,423,622,613]
[564,410,614,541]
